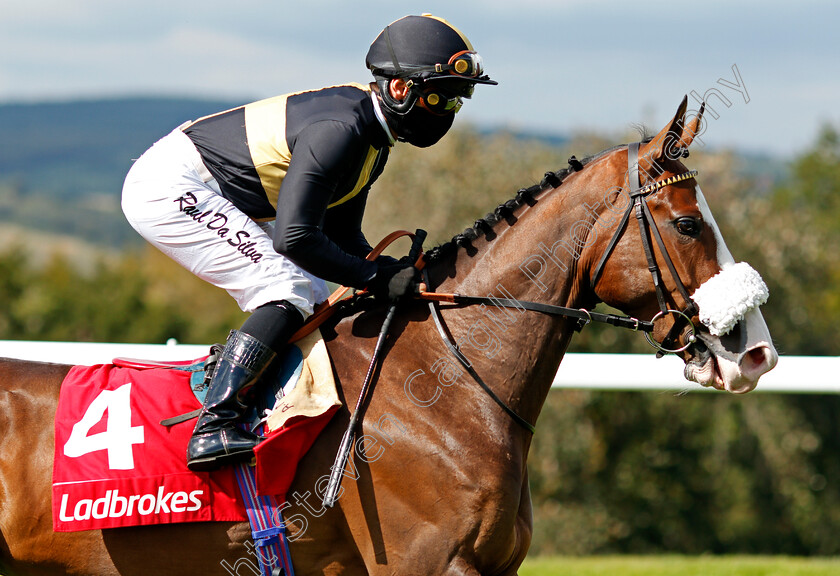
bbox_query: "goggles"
[397,50,488,85]
[419,89,464,115]
[443,50,486,79]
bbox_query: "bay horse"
[0,98,777,575]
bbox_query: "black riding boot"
[186,330,276,471]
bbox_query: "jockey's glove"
[368,262,418,303]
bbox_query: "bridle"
[590,142,700,357]
[305,145,706,435]
[421,142,705,433]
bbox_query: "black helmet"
[367,14,497,113]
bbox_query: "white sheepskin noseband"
[691,262,769,336]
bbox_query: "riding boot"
[186,330,276,471]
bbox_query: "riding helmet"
[366,14,497,114]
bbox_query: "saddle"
[52,329,340,533]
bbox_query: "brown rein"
[290,228,656,435]
[293,140,708,432]
[290,228,656,347]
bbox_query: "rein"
[424,290,537,434]
[418,291,652,332]
[298,146,705,435]
[418,142,703,433]
[418,284,654,436]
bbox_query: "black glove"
[367,263,418,303]
[374,254,400,267]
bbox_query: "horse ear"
[676,101,705,148]
[637,96,688,173]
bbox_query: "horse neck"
[427,174,600,430]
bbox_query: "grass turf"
[519,555,840,576]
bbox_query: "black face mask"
[386,105,455,148]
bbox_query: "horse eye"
[675,217,702,238]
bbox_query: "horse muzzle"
[683,307,778,393]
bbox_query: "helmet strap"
[375,77,419,115]
[375,27,421,115]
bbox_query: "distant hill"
[0,97,785,251]
[0,98,242,248]
[0,97,242,199]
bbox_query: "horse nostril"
[740,345,776,378]
[747,348,766,365]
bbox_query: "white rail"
[553,353,839,394]
[1,340,838,394]
[0,339,209,366]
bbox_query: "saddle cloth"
[254,330,341,496]
[52,330,340,532]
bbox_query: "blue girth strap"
[233,462,295,576]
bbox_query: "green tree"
[0,245,245,344]
[713,125,840,355]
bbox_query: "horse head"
[583,96,778,393]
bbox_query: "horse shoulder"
[318,308,535,573]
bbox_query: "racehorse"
[0,97,777,575]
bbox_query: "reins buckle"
[573,308,592,332]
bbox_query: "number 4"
[64,383,145,470]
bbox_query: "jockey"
[121,14,497,471]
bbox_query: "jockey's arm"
[273,120,379,289]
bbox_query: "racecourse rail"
[1,340,837,394]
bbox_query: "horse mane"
[424,144,626,263]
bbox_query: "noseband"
[590,142,700,356]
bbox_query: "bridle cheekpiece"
[591,142,701,356]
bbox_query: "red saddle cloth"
[52,363,247,532]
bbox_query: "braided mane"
[424,145,625,263]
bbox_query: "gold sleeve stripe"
[327,145,380,209]
[244,94,293,208]
[245,83,372,208]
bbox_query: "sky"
[2,0,838,157]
